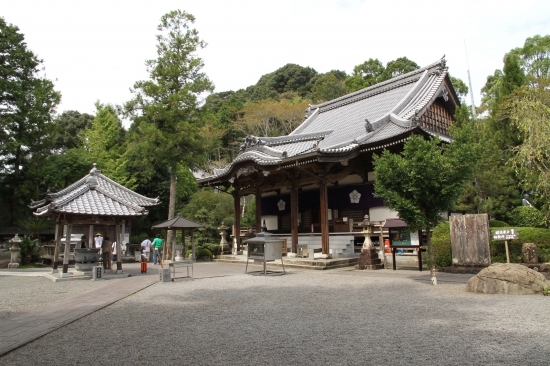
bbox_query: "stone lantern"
[218,222,230,254]
[8,234,22,269]
[355,215,383,270]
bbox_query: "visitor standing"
[94,233,103,253]
[101,236,111,270]
[111,240,117,269]
[141,237,152,262]
[152,234,163,265]
[80,235,87,249]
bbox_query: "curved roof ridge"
[309,57,446,112]
[401,71,446,120]
[95,186,146,213]
[98,174,160,205]
[261,130,332,146]
[291,107,319,135]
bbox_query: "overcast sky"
[4,0,550,120]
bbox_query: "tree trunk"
[167,173,177,250]
[427,227,437,285]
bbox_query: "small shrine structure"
[30,163,160,277]
[151,214,204,261]
[197,58,460,257]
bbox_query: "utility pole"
[464,40,477,118]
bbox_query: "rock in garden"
[466,263,550,295]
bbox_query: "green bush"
[509,206,547,228]
[490,227,550,263]
[131,233,149,244]
[430,221,550,266]
[185,247,213,260]
[431,222,452,268]
[19,235,42,265]
[202,243,221,256]
[489,220,509,227]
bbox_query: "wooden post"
[291,181,298,254]
[191,230,196,261]
[182,229,186,258]
[505,240,510,263]
[233,189,240,251]
[171,229,175,261]
[62,224,72,274]
[255,186,262,234]
[88,225,94,248]
[319,180,329,255]
[53,223,63,271]
[115,222,122,272]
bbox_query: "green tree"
[0,17,61,224]
[345,58,384,93]
[82,102,134,188]
[51,110,94,151]
[373,132,478,284]
[382,57,419,79]
[311,73,346,103]
[126,10,215,239]
[505,79,550,218]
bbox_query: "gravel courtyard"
[0,267,548,366]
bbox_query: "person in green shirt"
[152,234,164,265]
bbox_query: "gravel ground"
[0,275,110,320]
[1,270,549,366]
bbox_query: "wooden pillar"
[115,222,122,272]
[191,229,196,260]
[62,224,72,274]
[319,181,329,255]
[171,230,175,261]
[291,181,298,253]
[88,225,94,248]
[255,186,262,234]
[181,229,189,259]
[233,189,240,251]
[53,223,63,270]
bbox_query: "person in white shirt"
[111,241,117,269]
[141,237,152,262]
[94,233,103,255]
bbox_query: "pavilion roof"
[199,57,459,185]
[151,215,205,230]
[30,164,160,217]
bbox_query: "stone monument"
[8,234,22,269]
[356,215,383,270]
[522,243,538,264]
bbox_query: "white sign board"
[492,229,519,241]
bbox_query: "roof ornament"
[436,56,447,76]
[263,171,270,177]
[365,118,374,133]
[239,135,263,151]
[312,135,323,149]
[441,88,449,102]
[236,166,257,178]
[412,109,422,126]
[304,105,312,120]
[86,163,100,189]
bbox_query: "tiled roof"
[198,57,455,184]
[31,164,160,217]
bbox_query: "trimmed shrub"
[489,220,509,227]
[490,227,550,263]
[202,243,221,256]
[431,222,452,268]
[185,247,214,260]
[431,221,550,266]
[509,206,547,228]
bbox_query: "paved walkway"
[0,260,471,357]
[0,261,249,357]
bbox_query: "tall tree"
[0,17,61,224]
[51,110,94,151]
[126,10,215,239]
[82,102,134,188]
[373,130,478,285]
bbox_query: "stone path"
[0,261,251,357]
[0,274,156,356]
